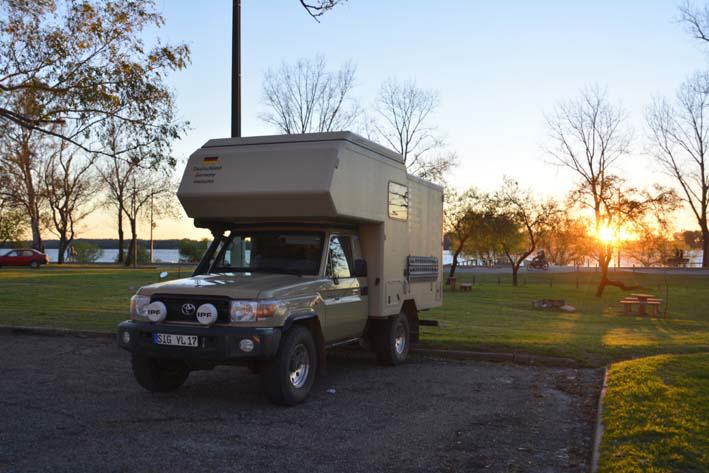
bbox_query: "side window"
[23,250,34,257]
[327,236,352,278]
[388,181,409,220]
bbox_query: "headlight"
[229,300,286,323]
[130,295,151,321]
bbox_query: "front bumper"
[117,320,281,362]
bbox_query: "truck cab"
[118,132,443,405]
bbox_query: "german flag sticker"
[203,156,219,164]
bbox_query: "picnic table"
[459,283,473,292]
[620,293,663,316]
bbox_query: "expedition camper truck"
[118,132,443,405]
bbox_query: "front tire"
[262,325,317,406]
[376,312,410,365]
[131,354,189,392]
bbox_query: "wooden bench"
[459,283,473,292]
[620,297,664,316]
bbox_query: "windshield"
[210,231,324,275]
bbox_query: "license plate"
[153,333,199,348]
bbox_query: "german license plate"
[153,333,199,348]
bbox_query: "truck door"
[322,235,368,343]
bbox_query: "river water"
[0,248,182,264]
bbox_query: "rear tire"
[262,325,317,406]
[30,261,39,269]
[375,312,410,365]
[131,354,189,392]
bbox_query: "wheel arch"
[400,299,419,342]
[283,313,325,373]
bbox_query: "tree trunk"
[57,234,67,264]
[448,247,462,279]
[702,226,709,268]
[595,258,610,297]
[595,247,641,297]
[30,217,44,252]
[126,217,138,268]
[512,263,519,286]
[117,208,125,264]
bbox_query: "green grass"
[0,265,194,331]
[1,267,708,365]
[420,271,709,366]
[599,353,709,473]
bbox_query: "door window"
[327,236,353,279]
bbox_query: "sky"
[79,0,707,240]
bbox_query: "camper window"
[327,236,353,279]
[388,181,409,220]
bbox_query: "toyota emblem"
[181,303,196,316]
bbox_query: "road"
[0,334,602,473]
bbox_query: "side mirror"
[353,259,367,278]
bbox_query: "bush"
[179,239,208,263]
[73,242,102,263]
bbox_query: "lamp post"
[231,0,241,138]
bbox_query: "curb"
[0,325,583,368]
[0,325,114,340]
[590,366,609,473]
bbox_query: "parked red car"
[0,249,49,268]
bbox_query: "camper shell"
[117,132,443,404]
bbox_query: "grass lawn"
[0,267,708,366]
[599,353,709,473]
[0,265,194,332]
[421,271,709,366]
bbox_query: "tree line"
[1,0,708,290]
[0,0,188,266]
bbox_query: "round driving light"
[145,301,167,322]
[122,331,131,344]
[196,303,218,326]
[239,339,254,352]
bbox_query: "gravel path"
[0,334,602,473]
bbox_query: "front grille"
[150,294,231,323]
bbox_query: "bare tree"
[679,1,709,43]
[123,167,176,267]
[96,121,136,264]
[546,86,655,296]
[43,140,97,264]
[370,79,457,182]
[299,0,346,20]
[647,72,709,267]
[261,56,359,134]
